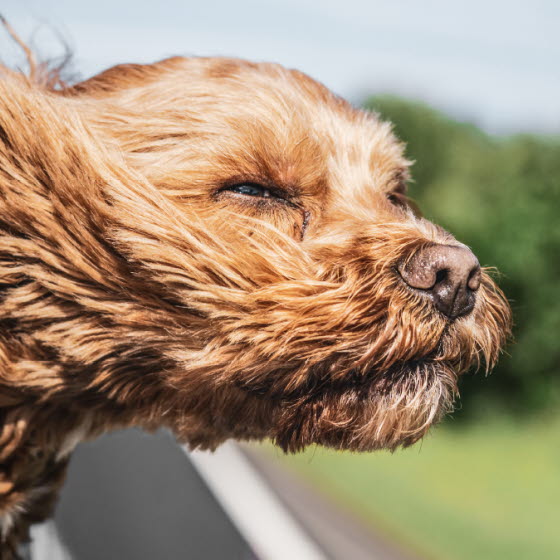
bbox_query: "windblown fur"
[0,53,511,556]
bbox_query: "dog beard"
[273,360,458,452]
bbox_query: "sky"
[2,0,559,135]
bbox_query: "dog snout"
[398,244,481,319]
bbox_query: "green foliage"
[364,96,560,416]
[273,413,560,560]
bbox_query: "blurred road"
[243,446,419,560]
[48,429,419,560]
[54,429,255,560]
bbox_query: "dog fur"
[0,53,511,556]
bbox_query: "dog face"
[48,57,508,452]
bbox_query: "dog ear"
[0,78,115,267]
[0,79,134,395]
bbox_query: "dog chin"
[271,360,458,453]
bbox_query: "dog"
[0,50,511,556]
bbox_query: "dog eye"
[387,192,422,217]
[225,183,273,198]
[387,192,408,208]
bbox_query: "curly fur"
[0,53,511,556]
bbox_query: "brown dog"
[0,54,511,556]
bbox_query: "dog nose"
[398,244,481,319]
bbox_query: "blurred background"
[3,1,559,559]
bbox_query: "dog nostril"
[434,268,448,286]
[467,265,481,291]
[399,244,480,320]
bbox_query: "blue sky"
[3,0,559,134]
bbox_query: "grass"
[263,413,560,560]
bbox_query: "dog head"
[16,57,511,451]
